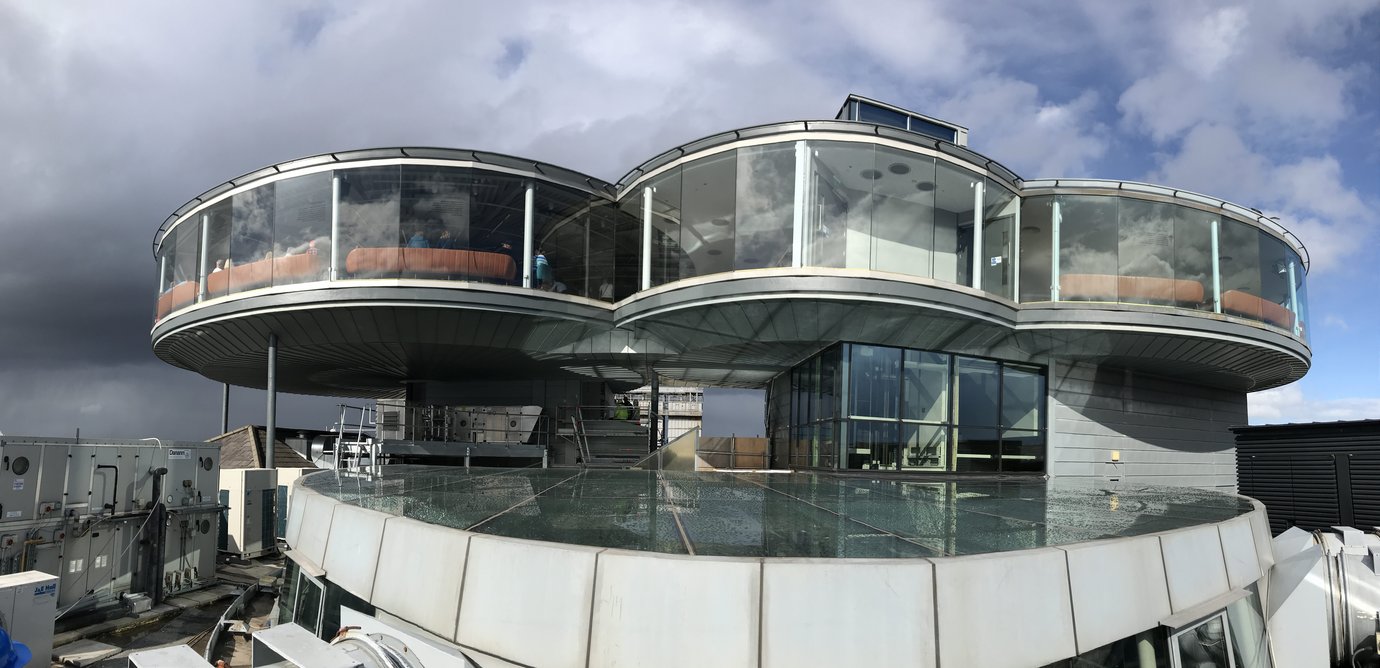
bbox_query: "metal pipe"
[221,383,230,436]
[95,465,119,511]
[266,333,278,470]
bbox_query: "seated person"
[407,231,429,248]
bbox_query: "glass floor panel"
[303,466,1254,558]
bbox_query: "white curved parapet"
[281,467,1276,668]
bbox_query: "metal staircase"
[565,406,650,468]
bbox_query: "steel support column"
[266,333,277,470]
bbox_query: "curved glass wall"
[1018,194,1308,340]
[157,142,1309,346]
[155,164,620,323]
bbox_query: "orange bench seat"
[346,247,517,282]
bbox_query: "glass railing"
[155,163,634,324]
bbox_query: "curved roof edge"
[153,147,617,256]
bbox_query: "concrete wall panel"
[934,549,1076,667]
[321,503,389,601]
[456,535,601,668]
[589,551,759,668]
[371,518,471,642]
[296,492,337,569]
[1218,516,1262,590]
[1160,525,1230,612]
[1062,536,1172,652]
[761,559,935,668]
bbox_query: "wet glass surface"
[302,466,1254,558]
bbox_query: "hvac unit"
[0,571,57,668]
[220,468,278,559]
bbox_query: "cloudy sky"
[0,1,1376,440]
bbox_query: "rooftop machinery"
[0,437,221,616]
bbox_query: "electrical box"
[0,571,58,668]
[221,469,278,558]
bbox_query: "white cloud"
[1151,124,1374,272]
[936,79,1108,177]
[1249,385,1380,424]
[1322,314,1350,331]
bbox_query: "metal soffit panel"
[154,277,1309,396]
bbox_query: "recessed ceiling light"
[888,162,911,175]
[707,249,723,256]
[710,218,731,227]
[860,169,883,180]
[915,182,935,191]
[1021,226,1041,233]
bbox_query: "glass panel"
[806,142,874,269]
[816,420,836,469]
[956,358,1000,427]
[1174,613,1231,668]
[613,197,642,299]
[855,101,908,129]
[954,426,999,472]
[1174,208,1216,311]
[934,160,978,286]
[588,202,619,302]
[1218,218,1262,322]
[681,151,737,277]
[818,349,841,422]
[338,166,401,279]
[277,560,299,626]
[849,345,900,419]
[900,423,946,470]
[1001,429,1044,473]
[1117,199,1176,306]
[534,182,596,295]
[982,179,1018,299]
[735,144,795,269]
[1257,233,1298,334]
[1019,196,1054,302]
[272,173,331,287]
[467,172,526,285]
[870,147,936,277]
[1290,248,1309,341]
[1001,364,1044,431]
[295,575,323,636]
[902,350,948,423]
[156,221,201,321]
[230,184,276,291]
[203,200,232,299]
[1057,195,1120,302]
[848,420,898,470]
[647,167,683,286]
[1227,589,1273,668]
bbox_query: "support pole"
[792,140,808,268]
[1050,200,1062,301]
[522,181,535,288]
[648,374,660,454]
[1210,220,1222,313]
[221,383,230,436]
[971,180,984,290]
[641,187,653,290]
[266,333,277,470]
[198,213,210,301]
[330,175,341,281]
